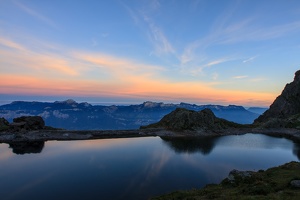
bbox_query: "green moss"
[151,162,300,200]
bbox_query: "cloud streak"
[233,75,248,79]
[0,37,27,51]
[123,1,175,56]
[143,15,175,55]
[186,57,236,76]
[179,12,300,75]
[0,38,79,76]
[13,0,58,29]
[243,56,257,63]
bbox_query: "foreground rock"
[152,161,300,200]
[141,108,247,132]
[255,70,300,129]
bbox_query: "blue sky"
[0,0,300,106]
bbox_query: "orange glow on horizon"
[0,73,276,106]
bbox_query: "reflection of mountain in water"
[160,136,219,155]
[8,141,45,155]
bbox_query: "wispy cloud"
[121,2,140,25]
[149,0,161,10]
[205,58,231,67]
[144,17,175,55]
[0,37,27,51]
[0,36,78,76]
[101,33,109,38]
[233,75,248,79]
[122,1,175,56]
[71,51,168,93]
[187,57,236,76]
[180,40,207,65]
[13,0,58,29]
[180,10,300,74]
[91,38,98,47]
[212,73,219,80]
[220,20,300,44]
[243,56,258,63]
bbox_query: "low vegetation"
[152,161,300,200]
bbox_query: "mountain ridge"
[0,100,261,130]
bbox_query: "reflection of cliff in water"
[293,143,300,160]
[8,141,45,155]
[160,136,219,155]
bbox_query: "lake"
[0,133,299,200]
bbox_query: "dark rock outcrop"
[10,116,45,131]
[0,117,10,131]
[141,108,243,131]
[255,70,300,126]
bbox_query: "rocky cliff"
[255,70,300,128]
[141,108,243,131]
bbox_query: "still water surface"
[0,133,299,200]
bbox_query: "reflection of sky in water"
[215,133,295,149]
[0,134,299,200]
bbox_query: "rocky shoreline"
[1,127,300,143]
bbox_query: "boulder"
[227,169,254,183]
[10,116,45,131]
[290,180,300,188]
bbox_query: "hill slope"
[141,108,244,131]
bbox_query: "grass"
[0,125,9,131]
[151,161,300,200]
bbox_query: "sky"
[0,0,300,107]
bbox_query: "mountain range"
[0,100,266,130]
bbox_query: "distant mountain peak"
[142,101,164,108]
[11,101,24,104]
[54,99,77,104]
[79,102,91,107]
[179,102,194,106]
